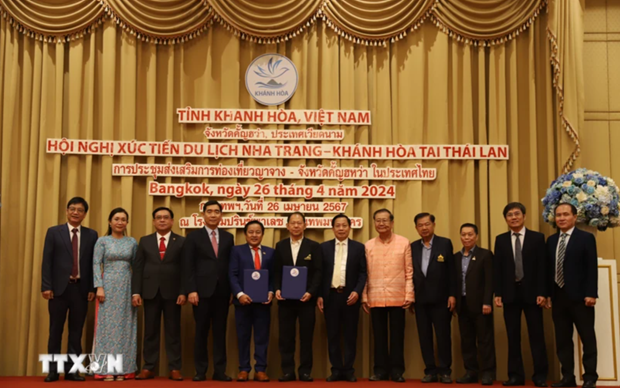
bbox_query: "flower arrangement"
[542,168,620,231]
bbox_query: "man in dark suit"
[317,214,367,382]
[41,197,98,382]
[455,223,496,386]
[229,220,275,382]
[547,203,598,388]
[273,212,322,382]
[409,213,455,384]
[132,207,186,381]
[183,200,234,382]
[494,203,548,387]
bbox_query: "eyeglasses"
[155,215,171,220]
[68,207,85,214]
[205,210,221,215]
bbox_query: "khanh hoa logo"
[245,53,298,106]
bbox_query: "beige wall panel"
[608,42,620,112]
[585,0,608,33]
[607,0,620,33]
[583,41,609,112]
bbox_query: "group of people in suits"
[40,198,599,388]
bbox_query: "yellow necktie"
[332,242,343,287]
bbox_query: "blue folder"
[243,269,269,303]
[281,265,307,300]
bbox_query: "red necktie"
[71,228,79,278]
[252,246,261,270]
[159,237,166,260]
[211,231,218,258]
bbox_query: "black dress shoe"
[369,374,389,381]
[213,373,232,382]
[503,377,525,386]
[552,378,577,388]
[456,373,478,384]
[582,381,596,388]
[345,374,357,382]
[392,374,406,383]
[279,373,296,382]
[440,375,453,384]
[481,375,494,386]
[44,372,59,382]
[193,374,207,381]
[422,374,439,383]
[299,374,313,382]
[65,373,85,381]
[326,374,342,382]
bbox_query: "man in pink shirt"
[362,208,414,382]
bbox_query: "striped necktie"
[555,233,567,288]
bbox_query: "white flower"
[586,170,595,175]
[601,206,610,215]
[587,180,597,187]
[573,173,584,179]
[547,214,554,222]
[607,178,616,186]
[562,181,572,188]
[595,186,611,203]
[576,192,589,202]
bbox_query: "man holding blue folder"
[318,214,367,382]
[229,220,274,382]
[273,212,323,382]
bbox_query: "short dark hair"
[287,212,306,223]
[152,207,174,219]
[67,197,89,213]
[556,203,577,215]
[414,212,435,225]
[332,213,351,227]
[244,220,265,233]
[202,200,222,212]
[106,207,129,236]
[373,208,393,221]
[460,223,478,235]
[503,202,526,218]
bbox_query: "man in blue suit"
[317,214,367,382]
[229,220,274,382]
[41,197,99,382]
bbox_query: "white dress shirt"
[290,237,303,265]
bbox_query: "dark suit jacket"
[411,235,455,304]
[319,238,367,301]
[229,243,275,306]
[132,232,186,300]
[547,227,598,301]
[455,246,494,314]
[41,224,99,297]
[273,237,322,297]
[493,229,547,303]
[183,227,234,298]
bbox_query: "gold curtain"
[547,0,583,172]
[0,2,573,378]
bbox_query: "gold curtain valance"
[103,0,214,43]
[207,0,321,43]
[0,0,547,46]
[432,0,547,45]
[320,0,436,45]
[0,0,104,41]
